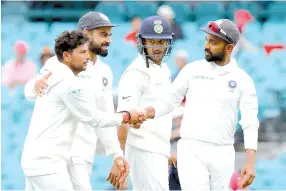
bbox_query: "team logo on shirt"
[79,74,91,79]
[228,80,237,89]
[102,77,108,87]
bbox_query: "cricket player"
[24,12,128,190]
[143,19,259,190]
[21,30,144,191]
[116,16,175,190]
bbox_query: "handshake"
[120,106,155,128]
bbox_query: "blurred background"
[1,1,286,190]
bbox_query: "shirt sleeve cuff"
[152,104,162,118]
[113,113,123,126]
[110,150,124,160]
[243,127,258,151]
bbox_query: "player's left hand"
[107,156,129,189]
[238,162,256,189]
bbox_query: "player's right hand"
[121,110,145,128]
[34,71,52,97]
[143,106,155,120]
[128,109,145,128]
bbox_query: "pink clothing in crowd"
[2,40,37,87]
[2,59,37,86]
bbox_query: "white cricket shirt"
[69,59,123,163]
[154,59,259,151]
[25,57,123,163]
[21,59,123,176]
[117,56,173,157]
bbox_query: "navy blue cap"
[139,16,173,39]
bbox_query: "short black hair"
[54,30,89,61]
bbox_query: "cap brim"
[87,23,119,30]
[141,35,173,40]
[199,27,231,44]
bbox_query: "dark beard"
[205,49,225,62]
[89,42,109,57]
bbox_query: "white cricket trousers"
[25,166,74,191]
[125,144,169,191]
[67,156,93,191]
[177,138,235,191]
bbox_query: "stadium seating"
[252,153,286,190]
[193,2,225,25]
[164,2,192,23]
[226,2,262,19]
[125,1,158,20]
[2,1,286,190]
[95,2,126,22]
[265,2,286,22]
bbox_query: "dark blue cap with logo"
[137,15,174,65]
[139,16,173,39]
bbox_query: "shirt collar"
[138,55,162,68]
[209,58,237,74]
[57,61,76,77]
[87,58,102,69]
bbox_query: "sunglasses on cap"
[207,21,234,44]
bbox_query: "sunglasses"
[207,21,234,44]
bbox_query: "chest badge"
[228,80,237,89]
[102,77,108,87]
[228,80,237,92]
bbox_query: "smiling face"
[87,26,112,57]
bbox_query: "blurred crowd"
[2,41,54,90]
[2,4,258,89]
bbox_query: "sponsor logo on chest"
[192,75,214,80]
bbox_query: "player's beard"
[205,49,226,62]
[89,41,109,57]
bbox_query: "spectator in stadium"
[171,50,189,105]
[2,40,37,89]
[157,5,185,40]
[232,9,258,57]
[172,49,189,81]
[124,16,141,46]
[40,46,54,66]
